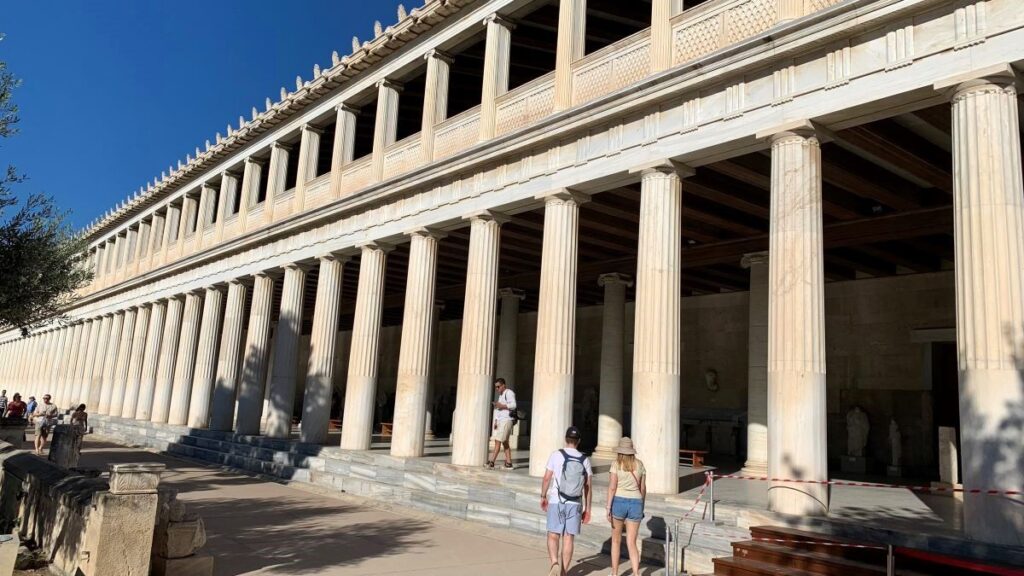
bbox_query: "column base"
[740,461,768,478]
[592,446,618,461]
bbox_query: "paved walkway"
[77,440,626,576]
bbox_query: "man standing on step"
[487,378,516,469]
[541,426,592,576]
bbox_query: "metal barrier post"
[664,520,672,575]
[707,472,716,522]
[673,519,680,575]
[887,545,895,576]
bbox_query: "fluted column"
[554,0,586,111]
[529,191,587,476]
[300,255,347,444]
[421,50,452,162]
[235,274,276,435]
[215,173,238,240]
[211,280,249,431]
[83,315,113,407]
[162,292,201,425]
[425,300,445,439]
[187,287,224,428]
[108,307,137,418]
[651,0,681,73]
[96,312,125,414]
[495,288,525,390]
[594,273,633,459]
[741,252,770,476]
[238,158,261,229]
[330,105,359,197]
[480,15,515,140]
[134,301,167,420]
[71,319,98,407]
[294,123,322,207]
[48,327,70,396]
[121,305,152,419]
[948,70,1024,545]
[452,213,504,466]
[340,243,391,450]
[766,124,828,516]
[265,264,309,439]
[632,160,689,494]
[371,80,402,182]
[391,230,444,457]
[148,296,188,423]
[266,142,291,204]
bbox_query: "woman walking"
[605,437,646,575]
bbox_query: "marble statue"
[846,406,869,457]
[889,418,902,467]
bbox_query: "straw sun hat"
[615,437,637,455]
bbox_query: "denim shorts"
[611,496,644,522]
[546,501,582,535]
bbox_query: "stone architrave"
[942,67,1024,545]
[184,287,224,428]
[391,230,443,458]
[594,273,633,460]
[340,243,391,450]
[630,160,690,495]
[265,265,309,439]
[763,122,829,516]
[451,213,504,467]
[210,280,250,432]
[529,190,587,477]
[300,255,347,444]
[741,252,769,476]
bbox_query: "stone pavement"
[76,439,629,576]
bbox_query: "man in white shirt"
[487,378,516,469]
[540,426,592,576]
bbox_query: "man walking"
[541,426,592,576]
[487,378,516,469]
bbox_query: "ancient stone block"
[109,462,165,494]
[151,553,215,576]
[154,519,207,559]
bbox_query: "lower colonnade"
[1,71,1023,548]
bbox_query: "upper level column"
[554,0,586,112]
[421,50,453,162]
[941,66,1024,545]
[371,80,403,181]
[651,0,681,73]
[294,123,323,209]
[763,121,828,516]
[265,142,292,215]
[330,105,359,197]
[479,15,515,140]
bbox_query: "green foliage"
[0,35,92,334]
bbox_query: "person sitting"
[5,394,27,419]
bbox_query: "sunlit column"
[421,50,452,162]
[553,0,586,111]
[108,307,137,418]
[479,15,515,140]
[134,301,167,421]
[186,286,224,428]
[300,255,347,444]
[265,264,309,439]
[371,80,403,181]
[235,273,276,435]
[120,305,152,419]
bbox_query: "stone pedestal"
[47,424,84,469]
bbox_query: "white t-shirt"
[492,388,517,424]
[545,448,593,504]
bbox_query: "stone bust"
[846,406,869,457]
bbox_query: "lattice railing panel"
[495,74,556,136]
[341,156,374,193]
[433,108,481,160]
[382,136,424,180]
[572,32,652,106]
[725,0,777,44]
[674,12,723,65]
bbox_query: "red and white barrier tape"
[679,474,711,520]
[750,537,887,550]
[710,473,1022,496]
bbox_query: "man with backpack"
[540,426,593,576]
[487,378,517,469]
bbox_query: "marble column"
[266,142,291,203]
[134,301,167,421]
[631,160,689,494]
[371,80,402,181]
[149,295,186,422]
[209,280,247,431]
[187,286,224,428]
[108,307,138,418]
[425,300,445,439]
[300,255,347,444]
[71,319,98,407]
[947,70,1024,545]
[96,311,125,414]
[651,0,681,73]
[741,252,769,476]
[294,123,322,207]
[83,315,112,408]
[266,264,309,439]
[594,273,633,460]
[239,158,261,229]
[495,288,525,388]
[330,105,359,196]
[452,213,504,467]
[421,50,452,162]
[554,0,586,111]
[391,230,444,458]
[340,243,391,450]
[235,274,275,435]
[162,292,203,424]
[121,305,152,419]
[48,327,70,395]
[765,123,828,516]
[529,191,587,477]
[479,15,515,140]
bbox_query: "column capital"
[376,78,404,92]
[756,119,821,143]
[934,63,1017,97]
[424,49,454,64]
[358,240,395,253]
[282,262,315,273]
[244,156,265,167]
[270,141,293,152]
[317,252,352,264]
[405,226,448,240]
[497,287,526,300]
[335,103,361,116]
[741,251,770,268]
[598,273,634,288]
[253,269,284,281]
[536,188,590,206]
[200,182,218,194]
[301,123,325,135]
[483,13,517,30]
[629,158,695,178]
[462,209,510,225]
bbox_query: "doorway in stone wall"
[930,341,961,482]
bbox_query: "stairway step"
[747,526,886,564]
[713,556,824,576]
[734,540,886,576]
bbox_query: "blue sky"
[3,0,401,229]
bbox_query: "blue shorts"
[546,501,582,535]
[611,496,644,522]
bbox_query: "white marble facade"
[1,0,1023,546]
